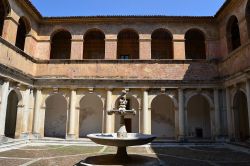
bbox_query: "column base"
[178,136,187,142]
[20,133,30,139]
[66,134,76,140]
[31,133,42,139]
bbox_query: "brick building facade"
[0,0,249,142]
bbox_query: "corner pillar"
[0,81,9,136]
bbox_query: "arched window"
[50,30,72,59]
[185,29,206,59]
[83,29,105,59]
[246,1,250,39]
[0,0,9,37]
[117,29,139,59]
[151,29,173,59]
[15,17,30,51]
[226,16,241,52]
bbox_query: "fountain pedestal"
[81,90,158,165]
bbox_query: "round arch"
[185,28,206,59]
[117,28,139,59]
[226,15,241,53]
[4,89,23,138]
[83,29,105,59]
[15,16,31,51]
[44,94,68,138]
[186,94,212,139]
[151,94,176,138]
[79,94,104,137]
[50,29,72,59]
[151,28,173,59]
[233,90,249,141]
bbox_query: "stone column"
[142,89,150,134]
[21,88,31,138]
[178,88,185,141]
[71,35,84,60]
[105,89,114,133]
[139,34,151,59]
[67,89,77,139]
[2,15,19,45]
[32,88,42,138]
[214,89,221,139]
[173,34,185,60]
[0,81,9,136]
[105,35,117,59]
[246,80,250,135]
[226,88,233,140]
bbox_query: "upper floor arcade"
[0,0,250,81]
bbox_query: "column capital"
[139,34,151,41]
[105,34,117,41]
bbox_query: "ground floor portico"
[0,77,249,142]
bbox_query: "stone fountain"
[81,90,157,165]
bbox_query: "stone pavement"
[0,144,249,166]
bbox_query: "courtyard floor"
[0,143,250,166]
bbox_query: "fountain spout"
[107,90,136,138]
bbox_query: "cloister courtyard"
[0,142,250,166]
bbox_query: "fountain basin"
[87,133,156,147]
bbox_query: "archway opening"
[15,17,30,51]
[187,94,211,139]
[83,29,105,59]
[114,96,139,133]
[151,95,175,139]
[185,29,206,59]
[50,30,72,59]
[233,91,249,141]
[117,29,139,59]
[0,0,9,37]
[44,94,67,138]
[227,16,241,52]
[4,90,19,138]
[151,29,173,59]
[79,94,103,137]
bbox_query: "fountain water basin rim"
[87,133,156,147]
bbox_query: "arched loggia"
[185,29,206,59]
[83,29,105,59]
[50,30,72,59]
[15,17,31,51]
[151,29,173,59]
[226,16,241,52]
[117,29,139,59]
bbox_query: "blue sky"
[30,0,226,17]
